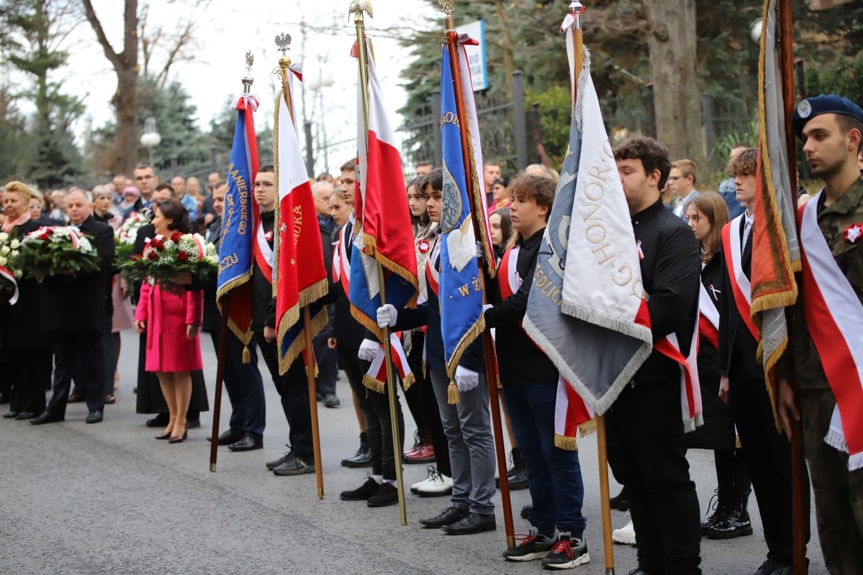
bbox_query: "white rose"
[0,246,9,256]
[0,256,6,266]
[0,232,8,242]
[10,239,19,249]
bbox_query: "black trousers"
[46,331,106,416]
[312,331,337,397]
[209,331,266,439]
[255,331,313,460]
[338,346,403,481]
[9,349,50,414]
[730,371,810,564]
[607,381,702,575]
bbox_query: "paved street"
[1,331,826,574]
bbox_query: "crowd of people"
[1,94,862,575]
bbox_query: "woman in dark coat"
[1,182,51,419]
[685,192,753,540]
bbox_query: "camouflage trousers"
[801,388,863,575]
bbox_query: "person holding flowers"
[31,190,115,425]
[133,199,204,443]
[0,181,49,421]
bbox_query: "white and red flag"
[273,71,328,374]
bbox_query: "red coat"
[135,281,203,373]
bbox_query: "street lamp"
[140,117,161,166]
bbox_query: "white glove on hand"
[376,304,398,328]
[455,365,480,393]
[358,338,379,362]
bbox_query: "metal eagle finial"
[274,33,292,55]
[439,0,454,16]
[349,0,373,18]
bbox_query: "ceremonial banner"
[750,0,800,407]
[522,42,652,416]
[273,85,328,373]
[217,95,259,353]
[350,39,418,341]
[438,43,493,377]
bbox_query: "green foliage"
[526,85,571,170]
[803,52,863,105]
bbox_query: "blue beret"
[793,94,863,138]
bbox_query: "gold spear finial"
[349,0,373,19]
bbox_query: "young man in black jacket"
[484,174,589,568]
[606,137,702,575]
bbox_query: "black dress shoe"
[228,434,263,452]
[86,410,103,424]
[3,410,19,419]
[30,412,64,425]
[209,429,243,445]
[419,506,469,528]
[441,512,496,535]
[15,412,35,420]
[145,413,169,427]
[610,487,630,511]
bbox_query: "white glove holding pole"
[455,365,480,393]
[376,304,398,328]
[358,338,379,362]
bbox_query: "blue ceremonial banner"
[216,95,259,347]
[439,45,485,377]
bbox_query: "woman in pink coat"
[134,199,203,443]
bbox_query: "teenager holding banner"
[778,94,863,575]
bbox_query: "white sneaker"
[411,465,437,493]
[417,468,453,496]
[612,520,636,545]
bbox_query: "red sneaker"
[404,443,435,464]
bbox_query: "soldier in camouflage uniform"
[778,94,863,575]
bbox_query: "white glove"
[376,304,398,328]
[358,338,380,362]
[482,303,493,313]
[455,365,480,393]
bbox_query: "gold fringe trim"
[447,381,459,404]
[298,279,329,310]
[362,233,420,309]
[362,373,385,394]
[276,305,329,375]
[349,303,386,342]
[216,272,252,312]
[554,434,578,451]
[242,345,251,364]
[444,315,486,380]
[496,373,502,389]
[578,418,598,438]
[402,371,415,392]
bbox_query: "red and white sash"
[425,237,440,297]
[655,321,703,432]
[253,221,274,283]
[721,216,759,340]
[0,266,18,305]
[364,332,413,391]
[332,225,351,294]
[698,275,720,349]
[799,191,863,470]
[497,245,521,301]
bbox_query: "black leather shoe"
[752,559,793,575]
[610,487,630,511]
[228,434,263,452]
[15,411,35,420]
[86,410,103,424]
[145,413,169,427]
[341,445,372,468]
[3,410,19,419]
[419,506,469,528]
[209,429,243,445]
[30,412,64,425]
[627,570,652,575]
[441,512,496,535]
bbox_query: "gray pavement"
[1,330,827,574]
